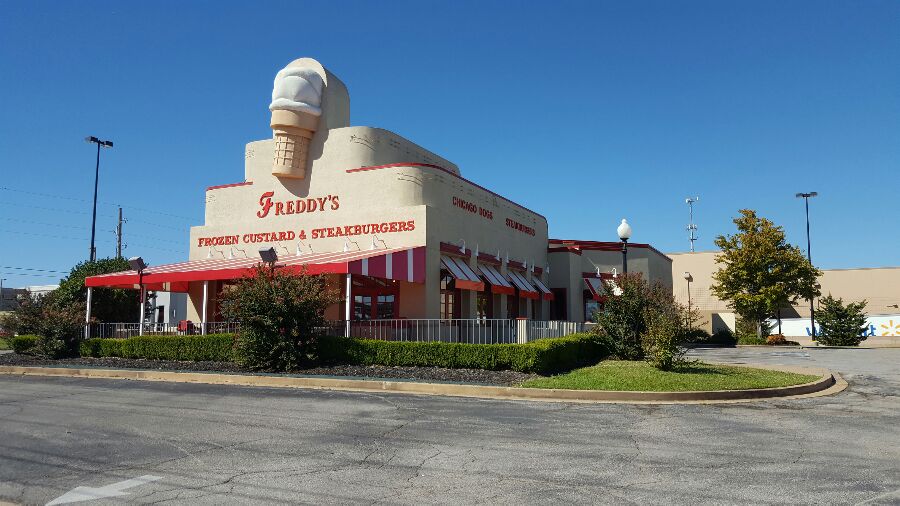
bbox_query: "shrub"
[593,273,693,368]
[816,295,868,346]
[737,335,767,345]
[684,328,711,343]
[766,334,787,345]
[80,334,236,362]
[642,310,686,370]
[221,264,339,371]
[705,329,737,347]
[318,333,608,374]
[11,335,39,355]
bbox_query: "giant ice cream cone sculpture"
[269,62,325,179]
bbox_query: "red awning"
[505,270,540,300]
[584,277,603,301]
[531,276,555,301]
[85,246,426,292]
[476,263,516,295]
[440,255,485,291]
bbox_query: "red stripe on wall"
[413,247,426,283]
[394,249,409,282]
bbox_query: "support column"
[201,280,209,335]
[138,286,146,336]
[516,317,529,344]
[84,287,93,339]
[345,273,352,338]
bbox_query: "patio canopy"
[84,246,427,292]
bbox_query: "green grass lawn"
[521,360,819,392]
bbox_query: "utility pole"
[686,196,699,252]
[115,207,126,258]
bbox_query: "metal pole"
[804,197,815,338]
[116,207,123,258]
[686,279,692,330]
[89,141,100,262]
[201,280,209,335]
[621,239,628,274]
[345,273,352,338]
[84,286,93,339]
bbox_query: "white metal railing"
[84,319,588,343]
[84,321,240,339]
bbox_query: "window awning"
[505,270,540,300]
[476,263,515,295]
[584,277,608,302]
[85,246,427,292]
[440,255,485,291]
[531,276,555,301]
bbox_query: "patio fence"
[85,319,590,344]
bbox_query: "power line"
[0,271,61,279]
[0,186,197,221]
[0,266,68,274]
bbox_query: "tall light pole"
[796,192,818,338]
[85,136,114,262]
[683,272,693,330]
[617,219,632,274]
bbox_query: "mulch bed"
[0,353,536,386]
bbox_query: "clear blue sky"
[1,0,898,287]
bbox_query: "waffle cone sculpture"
[269,62,325,179]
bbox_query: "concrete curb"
[0,363,841,404]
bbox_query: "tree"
[712,209,821,338]
[816,295,868,346]
[0,292,85,357]
[220,264,339,371]
[55,258,138,323]
[593,273,693,369]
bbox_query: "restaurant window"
[476,291,492,319]
[354,295,372,320]
[506,295,519,319]
[376,295,395,319]
[440,273,457,319]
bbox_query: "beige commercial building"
[85,57,671,333]
[669,251,900,345]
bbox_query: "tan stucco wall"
[667,251,900,332]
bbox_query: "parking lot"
[0,347,898,505]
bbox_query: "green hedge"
[318,332,608,374]
[11,335,39,355]
[79,334,236,362]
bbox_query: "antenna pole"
[686,196,699,252]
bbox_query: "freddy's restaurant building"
[86,58,671,337]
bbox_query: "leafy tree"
[0,292,85,357]
[220,264,339,371]
[56,258,138,323]
[593,273,693,369]
[816,295,868,346]
[712,209,821,338]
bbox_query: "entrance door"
[350,276,399,320]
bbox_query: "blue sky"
[1,0,897,287]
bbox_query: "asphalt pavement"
[0,347,898,505]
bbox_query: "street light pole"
[683,272,693,330]
[617,219,632,274]
[85,136,113,262]
[796,192,818,339]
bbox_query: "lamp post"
[128,256,147,336]
[683,271,693,330]
[617,219,632,274]
[85,136,113,262]
[795,192,818,339]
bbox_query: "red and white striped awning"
[531,276,555,301]
[505,270,540,300]
[476,263,515,295]
[440,255,485,291]
[85,246,426,292]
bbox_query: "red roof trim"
[549,239,672,261]
[582,272,618,280]
[476,252,502,265]
[206,181,254,191]
[547,246,583,255]
[346,163,547,221]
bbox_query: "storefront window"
[440,273,456,319]
[376,295,395,319]
[354,295,372,321]
[507,296,519,319]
